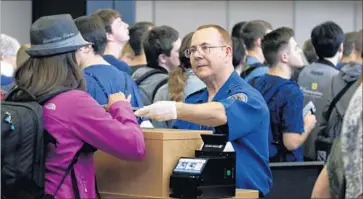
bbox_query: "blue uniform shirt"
[173,72,272,196]
[103,55,131,74]
[251,74,305,161]
[83,64,144,123]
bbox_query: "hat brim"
[26,33,91,57]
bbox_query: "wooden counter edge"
[142,128,212,140]
[100,189,259,199]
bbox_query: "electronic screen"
[173,158,207,174]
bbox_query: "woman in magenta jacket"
[14,14,145,199]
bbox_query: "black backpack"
[135,69,168,105]
[1,87,98,199]
[315,80,357,162]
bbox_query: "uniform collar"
[195,72,241,103]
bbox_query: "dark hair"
[262,27,294,67]
[343,31,362,57]
[232,37,247,69]
[303,39,318,64]
[168,32,194,102]
[14,52,85,98]
[311,21,344,59]
[179,32,194,69]
[197,24,232,46]
[92,9,120,34]
[231,21,247,38]
[143,25,179,67]
[74,15,107,55]
[129,21,154,56]
[241,20,271,50]
[253,20,273,30]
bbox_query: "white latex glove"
[135,101,177,121]
[140,120,154,128]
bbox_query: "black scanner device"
[169,134,236,199]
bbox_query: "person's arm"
[70,92,145,160]
[177,92,269,141]
[281,91,316,151]
[283,112,316,150]
[135,91,269,141]
[312,137,343,199]
[311,166,331,199]
[176,102,227,127]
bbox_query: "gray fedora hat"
[27,14,91,57]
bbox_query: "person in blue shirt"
[239,20,273,81]
[74,15,145,124]
[135,24,272,196]
[93,9,131,74]
[250,27,317,162]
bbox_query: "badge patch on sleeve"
[228,93,248,102]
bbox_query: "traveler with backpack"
[336,31,362,70]
[250,27,317,162]
[315,31,362,161]
[132,25,181,106]
[232,37,247,76]
[120,21,154,75]
[239,20,273,81]
[131,26,181,128]
[74,15,145,123]
[297,21,344,161]
[311,78,363,199]
[93,9,132,74]
[1,14,145,199]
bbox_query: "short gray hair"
[0,34,20,56]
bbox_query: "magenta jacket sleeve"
[70,92,145,160]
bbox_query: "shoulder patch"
[228,93,248,102]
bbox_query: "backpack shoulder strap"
[251,79,293,103]
[241,62,265,78]
[37,87,72,105]
[135,69,166,85]
[265,81,292,103]
[325,80,356,121]
[151,77,168,102]
[84,72,109,99]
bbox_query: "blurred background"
[1,0,362,45]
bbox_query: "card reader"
[169,134,236,199]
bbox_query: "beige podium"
[94,128,259,199]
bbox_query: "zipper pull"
[82,179,88,193]
[4,112,15,131]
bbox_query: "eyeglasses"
[184,45,226,58]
